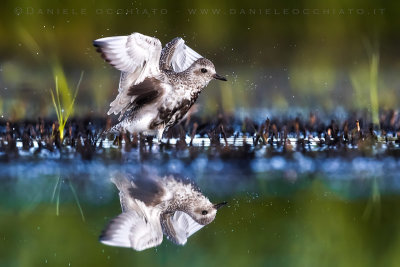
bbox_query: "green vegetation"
[369,52,380,126]
[50,68,83,140]
[51,176,85,221]
[350,42,381,127]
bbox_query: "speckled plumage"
[99,173,227,251]
[93,33,227,140]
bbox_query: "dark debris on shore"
[0,110,400,161]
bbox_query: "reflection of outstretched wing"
[100,210,163,251]
[127,176,165,207]
[111,173,165,213]
[161,211,204,245]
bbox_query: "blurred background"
[0,0,399,121]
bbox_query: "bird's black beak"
[213,74,227,81]
[214,201,228,210]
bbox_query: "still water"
[1,145,400,267]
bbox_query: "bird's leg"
[156,128,164,144]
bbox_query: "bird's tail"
[110,172,136,213]
[101,122,124,137]
[111,172,135,194]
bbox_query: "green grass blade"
[68,179,85,222]
[50,89,61,122]
[55,76,64,126]
[56,178,62,216]
[50,65,83,140]
[362,178,381,222]
[52,62,72,111]
[64,71,84,124]
[17,26,42,60]
[51,176,60,202]
[369,53,380,126]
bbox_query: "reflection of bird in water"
[100,173,227,251]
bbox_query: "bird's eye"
[202,210,208,215]
[201,68,207,73]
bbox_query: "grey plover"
[100,173,227,251]
[93,32,227,140]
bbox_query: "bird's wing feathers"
[111,173,166,215]
[161,211,204,245]
[160,37,202,73]
[126,175,166,207]
[103,174,166,251]
[125,78,164,111]
[93,33,161,80]
[100,210,163,251]
[93,33,162,117]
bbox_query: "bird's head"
[189,58,227,87]
[186,194,227,225]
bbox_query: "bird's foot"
[156,129,164,144]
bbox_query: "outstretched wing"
[100,210,163,251]
[93,33,162,117]
[160,37,202,73]
[111,173,165,214]
[161,211,204,245]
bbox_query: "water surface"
[1,145,400,267]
